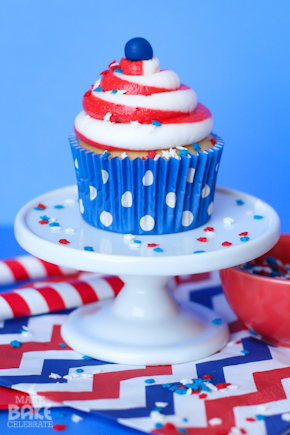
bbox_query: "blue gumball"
[125,37,153,61]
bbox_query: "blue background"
[0,0,290,231]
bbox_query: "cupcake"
[70,37,223,235]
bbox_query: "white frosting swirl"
[75,111,213,150]
[75,57,213,150]
[92,88,197,113]
[114,68,180,90]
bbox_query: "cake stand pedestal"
[15,186,280,365]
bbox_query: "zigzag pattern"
[0,276,289,435]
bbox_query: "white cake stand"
[14,185,280,365]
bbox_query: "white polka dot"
[187,167,195,183]
[166,192,176,208]
[75,158,79,169]
[101,170,109,184]
[208,202,213,215]
[201,184,210,198]
[100,211,113,227]
[121,191,133,207]
[142,170,154,186]
[140,215,155,231]
[182,211,193,227]
[215,163,219,172]
[89,186,97,200]
[79,199,84,214]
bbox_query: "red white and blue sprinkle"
[10,340,21,348]
[145,379,155,384]
[84,246,94,251]
[192,143,201,152]
[212,318,222,325]
[49,222,60,227]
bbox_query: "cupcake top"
[74,38,213,151]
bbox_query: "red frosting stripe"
[83,90,189,123]
[119,57,143,75]
[74,102,212,150]
[100,70,173,95]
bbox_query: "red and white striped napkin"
[0,255,123,322]
[0,255,77,286]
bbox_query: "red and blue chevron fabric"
[0,272,290,435]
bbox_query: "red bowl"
[220,234,290,347]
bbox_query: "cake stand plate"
[14,185,280,365]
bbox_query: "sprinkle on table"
[254,215,263,219]
[52,424,67,431]
[197,237,207,242]
[204,227,214,232]
[212,318,222,325]
[165,423,176,430]
[40,215,50,220]
[216,382,231,389]
[10,340,21,348]
[147,243,159,248]
[240,236,250,242]
[194,250,205,254]
[203,374,212,380]
[222,241,232,247]
[239,232,248,237]
[236,199,244,205]
[153,247,163,252]
[145,379,155,384]
[59,239,70,245]
[54,205,64,209]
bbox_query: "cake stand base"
[61,275,229,365]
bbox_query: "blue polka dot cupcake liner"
[70,135,224,235]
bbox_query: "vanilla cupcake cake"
[70,38,223,235]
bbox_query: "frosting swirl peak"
[74,54,213,151]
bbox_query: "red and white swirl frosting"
[74,57,213,151]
